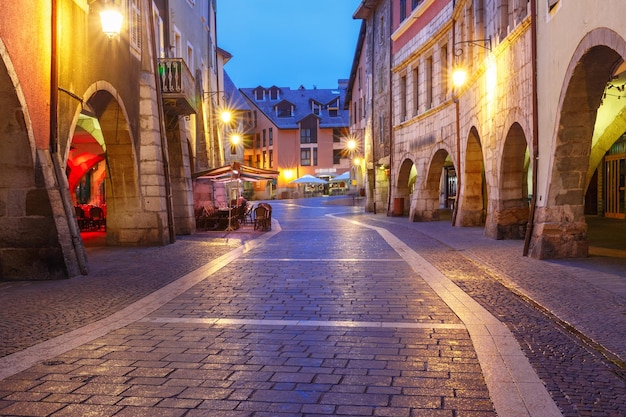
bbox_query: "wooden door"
[604,155,626,219]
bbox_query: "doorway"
[604,154,625,219]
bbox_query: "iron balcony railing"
[157,58,197,115]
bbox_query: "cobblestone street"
[0,198,624,416]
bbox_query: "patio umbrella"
[290,174,327,184]
[329,171,350,182]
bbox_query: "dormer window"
[327,97,340,117]
[275,101,293,117]
[311,101,322,115]
[269,86,280,100]
[253,86,265,101]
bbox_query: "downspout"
[387,0,393,215]
[451,15,461,226]
[149,0,176,243]
[523,0,538,256]
[50,0,89,275]
[371,6,377,213]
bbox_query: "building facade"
[348,0,393,214]
[0,0,224,280]
[239,83,351,199]
[351,0,626,258]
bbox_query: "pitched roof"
[223,71,251,111]
[239,83,349,129]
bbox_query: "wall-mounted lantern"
[100,1,123,39]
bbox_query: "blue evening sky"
[217,0,363,90]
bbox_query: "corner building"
[0,0,223,280]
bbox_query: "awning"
[193,163,279,183]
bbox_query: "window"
[230,144,236,155]
[333,149,342,164]
[276,102,292,117]
[400,75,407,121]
[548,0,560,13]
[269,150,273,168]
[269,128,273,146]
[313,148,318,166]
[440,45,448,101]
[412,0,420,9]
[328,98,339,117]
[129,0,142,55]
[301,148,311,166]
[263,151,267,168]
[400,0,406,21]
[333,128,346,143]
[172,27,181,58]
[186,43,194,71]
[255,133,260,148]
[254,87,265,101]
[413,67,419,116]
[426,56,433,110]
[312,102,321,115]
[269,87,280,100]
[300,128,312,144]
[262,129,266,147]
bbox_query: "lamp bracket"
[204,91,230,101]
[454,37,492,57]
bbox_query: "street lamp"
[99,1,123,39]
[450,33,492,226]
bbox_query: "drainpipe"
[50,0,89,275]
[149,0,175,244]
[371,8,377,214]
[387,0,393,215]
[451,16,461,227]
[523,0,539,256]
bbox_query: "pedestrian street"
[0,200,562,417]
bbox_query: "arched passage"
[532,32,626,258]
[456,127,486,227]
[411,149,455,222]
[0,42,78,279]
[486,122,530,239]
[78,90,141,246]
[393,157,415,216]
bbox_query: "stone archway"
[456,127,486,227]
[393,158,415,216]
[411,149,455,222]
[531,31,626,258]
[0,42,80,279]
[486,122,530,239]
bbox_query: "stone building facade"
[356,0,626,258]
[348,0,393,214]
[0,0,223,280]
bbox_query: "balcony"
[158,58,197,116]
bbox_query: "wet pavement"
[0,196,624,416]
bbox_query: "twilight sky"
[217,0,363,90]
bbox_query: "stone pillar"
[484,205,529,239]
[529,205,588,259]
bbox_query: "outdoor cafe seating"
[253,203,272,231]
[75,204,106,231]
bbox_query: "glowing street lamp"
[100,2,123,39]
[452,67,468,88]
[220,110,232,124]
[230,133,241,146]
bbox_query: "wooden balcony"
[158,58,197,116]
